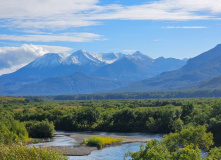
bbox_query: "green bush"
[0,111,29,144]
[25,120,55,138]
[206,147,221,160]
[164,125,213,151]
[125,140,171,160]
[125,126,215,160]
[172,145,201,160]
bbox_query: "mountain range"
[5,43,221,95]
[116,44,221,92]
[0,49,187,95]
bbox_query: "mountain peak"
[183,43,221,72]
[76,49,87,53]
[133,51,143,55]
[63,50,101,65]
[98,52,126,64]
[28,53,66,68]
[132,51,153,62]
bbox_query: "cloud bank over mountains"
[0,44,72,75]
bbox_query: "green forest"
[0,97,221,159]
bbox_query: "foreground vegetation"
[125,126,219,160]
[1,96,221,159]
[84,136,124,149]
[0,97,66,159]
[0,144,66,160]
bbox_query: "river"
[29,131,207,160]
[29,131,162,160]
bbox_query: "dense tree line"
[25,89,221,100]
[2,96,219,109]
[11,99,221,145]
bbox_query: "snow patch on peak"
[96,52,126,64]
[29,53,66,68]
[63,50,102,65]
[132,51,153,62]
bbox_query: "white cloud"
[163,26,208,29]
[0,0,221,31]
[36,45,72,53]
[0,44,72,75]
[0,33,105,42]
[0,64,28,76]
[0,0,101,29]
[0,0,99,19]
[91,4,209,21]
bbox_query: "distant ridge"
[114,44,221,92]
[189,74,221,90]
[14,72,124,95]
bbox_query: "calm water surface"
[68,142,145,160]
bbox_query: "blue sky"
[0,0,221,60]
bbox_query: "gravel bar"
[52,134,150,156]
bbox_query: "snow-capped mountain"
[131,51,153,63]
[63,49,102,65]
[29,53,68,68]
[0,49,188,95]
[63,50,126,65]
[24,50,155,69]
[97,52,125,64]
[92,51,186,82]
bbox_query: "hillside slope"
[14,72,124,95]
[115,44,221,92]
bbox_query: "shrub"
[125,140,171,160]
[0,112,29,144]
[25,120,55,138]
[125,126,215,160]
[0,143,67,160]
[84,136,124,149]
[164,125,213,151]
[206,147,221,160]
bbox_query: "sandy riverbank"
[52,134,150,156]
